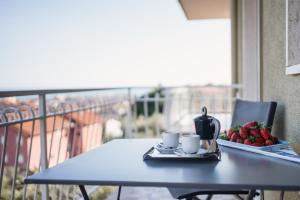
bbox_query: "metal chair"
[167,99,277,200]
[230,99,277,128]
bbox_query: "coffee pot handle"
[207,118,221,153]
[211,118,221,140]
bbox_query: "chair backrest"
[231,99,277,129]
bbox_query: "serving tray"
[143,145,221,161]
[217,139,300,164]
[217,139,288,151]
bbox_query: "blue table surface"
[25,139,300,190]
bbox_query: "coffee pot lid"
[194,106,209,121]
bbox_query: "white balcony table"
[25,139,300,200]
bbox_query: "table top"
[25,139,300,190]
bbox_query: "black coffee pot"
[194,107,220,140]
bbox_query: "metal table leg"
[261,190,265,200]
[246,190,256,200]
[117,186,122,200]
[79,185,90,200]
[280,190,284,200]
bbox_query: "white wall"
[241,0,260,101]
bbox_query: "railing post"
[163,89,171,131]
[133,95,138,135]
[154,93,160,136]
[125,88,132,138]
[143,93,149,136]
[38,94,49,200]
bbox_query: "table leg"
[261,190,265,200]
[79,185,90,200]
[246,190,256,200]
[117,186,122,200]
[280,190,284,200]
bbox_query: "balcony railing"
[0,85,241,200]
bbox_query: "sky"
[0,0,231,90]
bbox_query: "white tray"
[217,139,300,163]
[217,139,288,151]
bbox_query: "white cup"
[181,134,200,154]
[162,132,179,148]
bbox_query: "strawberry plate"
[217,138,288,151]
[217,139,300,163]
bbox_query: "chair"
[167,99,277,200]
[231,99,277,129]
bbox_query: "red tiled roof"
[66,111,103,126]
[21,116,69,136]
[20,111,103,136]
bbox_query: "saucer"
[174,148,207,157]
[155,142,180,154]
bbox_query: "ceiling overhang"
[179,0,231,20]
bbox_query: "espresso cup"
[162,132,179,148]
[181,134,200,154]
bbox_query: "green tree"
[135,88,164,117]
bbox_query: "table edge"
[24,178,300,191]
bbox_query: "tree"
[135,88,164,117]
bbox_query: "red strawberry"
[243,121,258,129]
[251,142,264,147]
[260,128,270,140]
[249,135,256,143]
[256,137,265,144]
[249,129,259,137]
[230,133,238,142]
[239,127,248,139]
[265,139,273,146]
[244,139,252,145]
[227,128,234,139]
